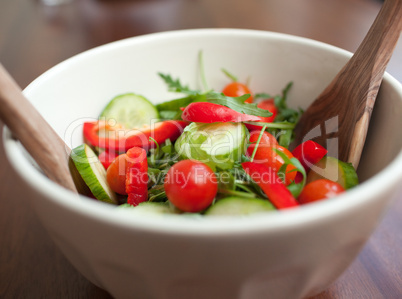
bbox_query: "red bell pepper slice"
[242,162,299,209]
[181,102,262,123]
[125,147,148,206]
[83,120,188,152]
[292,140,328,183]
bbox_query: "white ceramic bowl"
[3,29,402,299]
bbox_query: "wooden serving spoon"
[0,63,89,194]
[292,0,402,169]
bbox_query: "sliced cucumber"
[307,156,359,189]
[100,93,159,129]
[175,122,248,170]
[118,202,173,214]
[70,144,118,204]
[205,197,275,216]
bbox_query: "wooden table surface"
[1,0,401,298]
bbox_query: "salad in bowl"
[71,60,358,215]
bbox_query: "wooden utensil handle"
[293,0,402,169]
[346,0,402,167]
[0,63,77,192]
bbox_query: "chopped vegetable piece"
[245,98,277,130]
[83,120,188,152]
[307,156,358,190]
[247,144,297,186]
[100,93,159,129]
[292,140,328,183]
[222,82,253,103]
[71,144,118,204]
[242,162,299,209]
[298,179,345,204]
[181,102,262,123]
[164,160,218,212]
[247,130,278,152]
[126,147,148,206]
[205,197,275,215]
[175,122,248,170]
[106,153,129,195]
[292,140,328,172]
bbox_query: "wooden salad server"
[292,0,402,169]
[0,63,89,194]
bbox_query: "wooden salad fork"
[292,0,402,169]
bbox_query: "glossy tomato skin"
[164,160,218,212]
[248,130,278,147]
[298,179,345,204]
[106,153,129,195]
[247,144,296,185]
[222,82,253,103]
[245,98,278,130]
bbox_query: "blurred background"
[0,0,401,298]
[1,0,400,88]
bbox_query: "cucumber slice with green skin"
[119,202,173,214]
[100,93,159,129]
[307,156,359,190]
[71,144,118,204]
[205,197,275,216]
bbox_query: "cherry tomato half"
[222,82,253,103]
[106,153,129,195]
[257,98,277,122]
[298,179,345,204]
[164,160,218,212]
[247,144,297,185]
[248,130,278,147]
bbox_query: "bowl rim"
[3,28,402,236]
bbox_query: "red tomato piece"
[245,98,278,130]
[247,144,297,185]
[164,160,218,212]
[105,147,148,202]
[257,98,278,122]
[222,82,253,103]
[298,179,345,204]
[106,153,129,195]
[248,130,278,148]
[125,147,148,206]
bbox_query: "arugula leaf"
[278,129,293,148]
[244,121,295,129]
[159,110,182,120]
[254,92,273,100]
[205,92,273,117]
[273,82,303,124]
[156,94,206,115]
[158,73,200,95]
